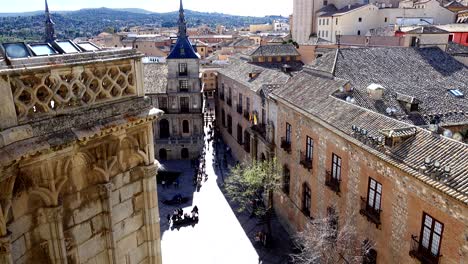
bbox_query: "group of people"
[167,205,199,225]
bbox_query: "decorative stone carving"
[37,206,68,264]
[0,174,16,236]
[98,182,117,264]
[22,157,71,207]
[10,63,137,122]
[0,233,13,264]
[82,138,120,184]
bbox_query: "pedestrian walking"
[167,214,171,224]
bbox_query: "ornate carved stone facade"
[0,47,162,263]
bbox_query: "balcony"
[325,170,341,193]
[251,124,267,141]
[227,98,232,106]
[280,137,291,153]
[243,110,250,120]
[178,107,202,114]
[409,235,441,264]
[359,197,381,227]
[300,151,312,170]
[236,104,243,114]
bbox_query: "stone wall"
[273,99,468,263]
[1,122,162,264]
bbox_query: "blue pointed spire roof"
[167,0,199,59]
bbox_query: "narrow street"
[158,101,259,264]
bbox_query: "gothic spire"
[178,0,187,37]
[45,0,56,43]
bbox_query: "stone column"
[98,183,117,264]
[37,206,68,264]
[141,165,162,264]
[0,233,13,264]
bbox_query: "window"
[261,108,266,125]
[283,166,290,195]
[228,87,232,99]
[238,93,243,113]
[420,213,444,257]
[180,97,189,113]
[179,80,189,91]
[244,130,251,153]
[158,97,168,111]
[327,19,329,25]
[179,63,187,76]
[331,154,342,180]
[319,19,322,26]
[221,109,226,127]
[384,17,388,23]
[302,183,311,216]
[357,30,361,36]
[286,123,292,143]
[246,97,250,112]
[237,124,243,144]
[358,17,362,22]
[182,120,189,133]
[306,136,313,160]
[367,178,382,212]
[227,115,232,134]
[336,18,338,25]
[326,31,328,38]
[135,44,139,48]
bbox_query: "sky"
[2,0,293,17]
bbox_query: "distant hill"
[0,8,285,42]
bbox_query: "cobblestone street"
[157,100,293,264]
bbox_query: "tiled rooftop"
[307,47,468,126]
[250,44,300,57]
[271,70,468,203]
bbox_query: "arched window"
[159,119,170,138]
[182,120,189,133]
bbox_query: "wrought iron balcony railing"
[280,137,291,152]
[300,151,312,170]
[325,170,341,193]
[409,235,441,264]
[359,197,381,227]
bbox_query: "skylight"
[55,41,80,53]
[2,43,31,58]
[29,43,58,56]
[77,42,100,52]
[448,89,464,98]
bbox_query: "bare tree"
[290,208,375,264]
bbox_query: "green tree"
[224,158,282,239]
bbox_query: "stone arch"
[160,119,170,138]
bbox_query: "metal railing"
[325,170,341,193]
[409,235,441,264]
[359,197,381,226]
[280,137,291,152]
[300,151,312,170]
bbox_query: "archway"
[160,119,170,138]
[159,148,167,160]
[181,148,189,159]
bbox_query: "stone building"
[269,47,468,263]
[0,42,163,264]
[145,0,204,160]
[0,2,163,263]
[216,44,302,163]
